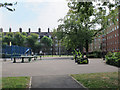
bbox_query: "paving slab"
[31,75,86,88]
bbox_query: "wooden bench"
[12,55,37,63]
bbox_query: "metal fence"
[2,45,31,58]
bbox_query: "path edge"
[69,75,88,89]
[29,76,32,89]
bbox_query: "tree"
[26,33,39,53]
[52,28,65,55]
[34,41,42,54]
[0,2,17,11]
[56,0,118,55]
[2,32,14,45]
[41,36,53,54]
[14,32,26,46]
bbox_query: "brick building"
[89,6,120,53]
[89,35,102,52]
[102,7,120,52]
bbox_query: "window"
[94,39,96,41]
[112,28,114,31]
[49,35,51,38]
[110,29,112,33]
[110,23,111,26]
[117,18,119,21]
[99,46,100,49]
[95,46,96,49]
[117,26,119,29]
[55,44,58,46]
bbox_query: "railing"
[2,45,31,58]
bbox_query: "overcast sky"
[0,0,69,32]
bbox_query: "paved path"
[2,58,118,77]
[1,57,118,88]
[31,75,86,88]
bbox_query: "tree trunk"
[85,40,89,57]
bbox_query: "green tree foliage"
[26,33,39,53]
[41,36,53,54]
[2,32,43,54]
[2,32,14,45]
[34,41,42,54]
[14,32,26,46]
[0,2,17,11]
[56,0,118,54]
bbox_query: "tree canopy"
[41,36,53,54]
[55,0,118,54]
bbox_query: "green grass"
[71,72,118,89]
[2,77,30,88]
[0,77,2,89]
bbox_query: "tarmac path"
[1,57,118,88]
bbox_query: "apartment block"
[102,7,120,52]
[89,6,120,53]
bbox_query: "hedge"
[105,52,120,67]
[87,51,102,58]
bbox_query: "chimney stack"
[48,28,50,33]
[38,28,41,33]
[19,28,22,33]
[28,28,31,33]
[9,28,11,32]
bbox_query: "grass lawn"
[2,77,30,88]
[71,72,118,89]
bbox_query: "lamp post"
[10,41,12,61]
[59,40,61,57]
[52,43,53,57]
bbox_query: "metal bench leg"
[13,58,16,63]
[29,58,31,62]
[21,58,24,63]
[40,56,42,60]
[34,57,37,60]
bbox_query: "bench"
[12,55,37,63]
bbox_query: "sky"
[0,0,69,32]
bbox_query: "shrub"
[87,53,97,58]
[87,51,102,58]
[105,52,120,67]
